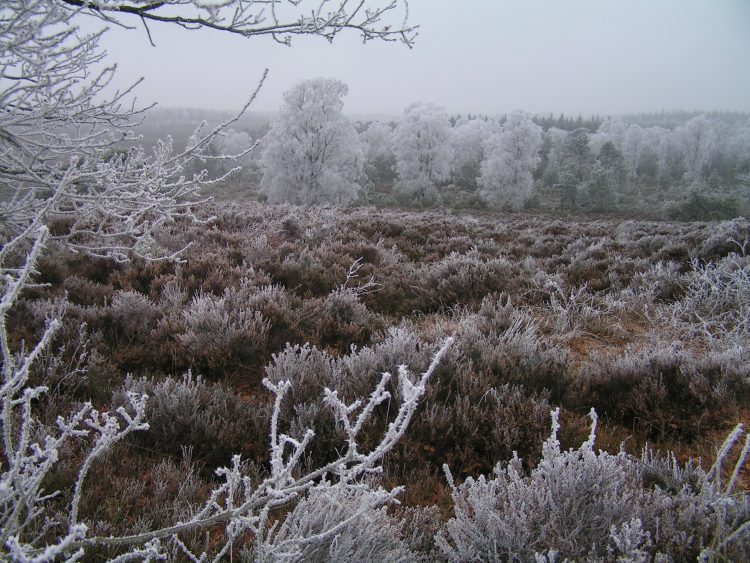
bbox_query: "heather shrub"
[63,275,114,306]
[243,284,304,353]
[416,382,552,474]
[177,289,270,374]
[117,373,270,468]
[301,288,384,352]
[157,277,189,310]
[559,238,615,291]
[695,217,749,260]
[108,290,163,344]
[249,481,425,561]
[671,252,750,339]
[75,447,210,547]
[543,281,609,336]
[277,244,350,296]
[456,312,570,399]
[574,341,749,439]
[437,410,750,561]
[474,293,516,332]
[20,317,115,419]
[264,327,436,467]
[630,260,686,303]
[412,248,513,310]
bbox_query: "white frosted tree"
[478,110,543,210]
[392,102,454,202]
[260,78,363,205]
[0,0,426,559]
[676,114,720,182]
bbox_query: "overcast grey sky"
[94,0,750,117]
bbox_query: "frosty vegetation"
[5,199,750,559]
[391,102,455,205]
[0,0,442,559]
[2,0,750,561]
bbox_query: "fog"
[92,0,750,116]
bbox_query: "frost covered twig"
[62,0,418,47]
[69,337,453,558]
[339,256,380,296]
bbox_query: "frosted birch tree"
[260,78,363,205]
[478,110,542,210]
[676,115,720,182]
[392,102,454,203]
[0,0,429,559]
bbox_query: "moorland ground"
[12,202,750,559]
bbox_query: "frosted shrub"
[108,290,162,343]
[696,218,750,260]
[544,280,606,335]
[118,372,268,466]
[304,288,383,351]
[279,245,348,295]
[438,409,750,561]
[630,260,686,304]
[145,451,207,539]
[474,294,517,332]
[418,383,551,470]
[671,252,750,340]
[576,341,749,439]
[265,328,437,467]
[178,289,270,372]
[250,481,421,561]
[438,410,645,561]
[457,313,570,398]
[63,275,114,306]
[159,279,189,310]
[244,284,303,351]
[414,248,513,309]
[266,326,433,406]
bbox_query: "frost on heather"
[438,409,750,561]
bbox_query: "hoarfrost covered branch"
[60,0,418,47]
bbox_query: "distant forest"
[135,107,750,221]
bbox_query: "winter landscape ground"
[7,202,750,559]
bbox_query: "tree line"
[223,78,750,218]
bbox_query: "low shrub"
[437,410,750,561]
[117,373,270,468]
